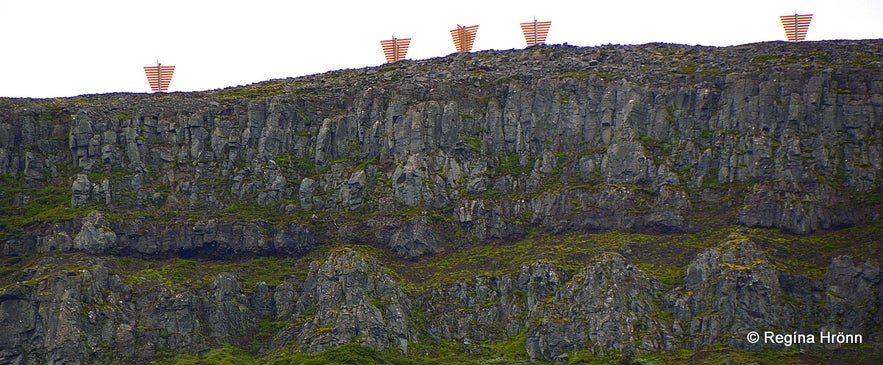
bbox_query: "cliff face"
[0,40,881,364]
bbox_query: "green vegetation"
[677,61,701,75]
[119,255,311,293]
[0,253,100,292]
[0,173,94,241]
[403,229,693,289]
[751,54,780,64]
[149,340,883,365]
[492,74,532,85]
[112,111,131,121]
[151,344,431,365]
[852,52,882,69]
[273,154,315,174]
[262,344,417,365]
[394,220,883,292]
[4,220,882,364]
[216,203,314,226]
[637,134,674,166]
[634,347,882,365]
[485,329,530,363]
[149,333,559,365]
[151,344,255,365]
[211,80,291,101]
[752,220,883,280]
[152,342,519,365]
[699,167,721,188]
[462,134,482,153]
[553,71,595,79]
[750,51,836,70]
[492,152,531,178]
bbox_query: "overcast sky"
[1,0,881,98]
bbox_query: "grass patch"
[157,339,546,365]
[634,262,686,289]
[394,221,877,295]
[637,134,674,165]
[750,221,883,280]
[402,229,686,290]
[274,154,315,175]
[211,80,290,101]
[117,255,311,292]
[484,329,530,363]
[464,136,481,153]
[263,343,425,365]
[147,341,883,365]
[0,253,99,291]
[635,347,882,365]
[751,54,780,64]
[151,344,255,365]
[492,152,531,178]
[852,52,882,69]
[700,167,721,188]
[0,173,94,241]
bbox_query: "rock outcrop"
[275,248,415,353]
[526,254,668,359]
[1,235,880,364]
[0,40,881,363]
[2,41,881,257]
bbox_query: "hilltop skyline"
[1,0,881,98]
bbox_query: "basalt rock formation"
[0,40,881,364]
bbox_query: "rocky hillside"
[0,40,881,364]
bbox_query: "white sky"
[1,0,881,98]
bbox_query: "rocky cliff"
[0,40,881,364]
